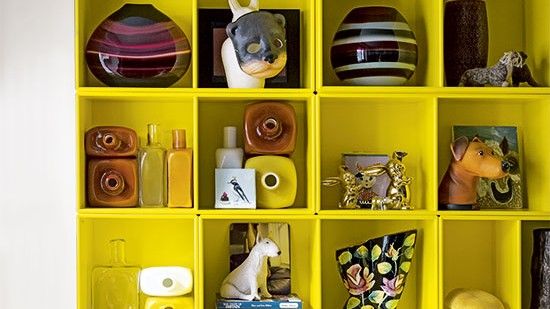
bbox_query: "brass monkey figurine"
[361,151,413,210]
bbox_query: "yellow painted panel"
[525,0,550,86]
[320,0,440,87]
[319,95,437,211]
[320,218,438,308]
[441,219,521,309]
[438,97,550,212]
[197,97,314,211]
[200,216,320,309]
[76,0,195,88]
[78,216,196,309]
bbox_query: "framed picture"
[229,223,291,296]
[452,125,523,209]
[215,168,256,209]
[342,153,390,209]
[198,9,301,88]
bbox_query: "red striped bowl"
[330,6,417,86]
[85,4,191,87]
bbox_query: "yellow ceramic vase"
[244,156,297,208]
[144,296,193,309]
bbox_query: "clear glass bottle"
[138,123,166,207]
[92,239,140,309]
[167,129,193,207]
[215,126,243,168]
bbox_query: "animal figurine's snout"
[264,53,277,64]
[277,250,281,255]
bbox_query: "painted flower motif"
[343,264,375,295]
[385,243,400,261]
[381,274,405,297]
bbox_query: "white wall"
[0,0,76,308]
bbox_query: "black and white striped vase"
[330,6,418,86]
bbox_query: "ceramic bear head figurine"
[226,11,287,79]
[221,0,287,88]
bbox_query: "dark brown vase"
[531,229,550,309]
[244,101,296,155]
[88,159,138,207]
[444,0,488,86]
[85,126,138,157]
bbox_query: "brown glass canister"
[244,101,296,155]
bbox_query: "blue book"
[216,294,303,309]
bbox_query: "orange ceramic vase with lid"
[88,159,138,207]
[85,126,138,157]
[244,101,296,155]
[86,126,138,207]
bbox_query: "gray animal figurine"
[512,51,539,87]
[459,51,524,87]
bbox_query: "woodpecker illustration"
[229,177,250,203]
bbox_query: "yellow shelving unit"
[75,0,550,308]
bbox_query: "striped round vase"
[85,4,191,87]
[330,6,418,86]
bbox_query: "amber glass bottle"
[138,124,166,207]
[167,129,193,207]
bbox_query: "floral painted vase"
[85,4,191,87]
[336,230,417,309]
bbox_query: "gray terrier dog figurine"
[459,51,524,87]
[512,51,540,87]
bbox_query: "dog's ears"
[273,13,286,28]
[451,136,470,161]
[226,22,239,39]
[471,136,482,143]
[256,232,262,244]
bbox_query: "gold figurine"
[321,165,376,208]
[361,151,412,210]
[323,151,413,210]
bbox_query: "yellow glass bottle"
[138,123,166,207]
[167,129,193,207]
[92,239,140,309]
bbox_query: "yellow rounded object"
[445,288,505,309]
[244,156,297,208]
[145,296,193,309]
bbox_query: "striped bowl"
[330,6,417,86]
[85,4,191,87]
